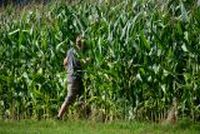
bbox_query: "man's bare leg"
[57,90,75,119]
[57,101,69,118]
[57,83,80,119]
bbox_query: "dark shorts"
[64,80,84,105]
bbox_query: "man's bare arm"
[63,57,68,69]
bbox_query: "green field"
[0,119,199,134]
[1,1,200,134]
[0,0,200,123]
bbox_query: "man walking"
[57,35,85,119]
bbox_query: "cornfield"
[0,0,200,121]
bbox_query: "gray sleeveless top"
[66,48,82,82]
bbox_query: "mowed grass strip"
[0,120,199,134]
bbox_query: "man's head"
[75,35,84,50]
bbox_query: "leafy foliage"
[0,0,200,121]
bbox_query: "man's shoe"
[54,116,62,120]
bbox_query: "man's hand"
[81,57,90,64]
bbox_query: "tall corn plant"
[0,0,199,121]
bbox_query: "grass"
[0,119,199,134]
